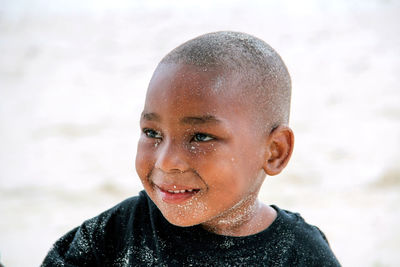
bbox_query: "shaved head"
[156,31,291,133]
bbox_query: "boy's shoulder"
[41,191,155,266]
[272,205,328,242]
[70,190,150,232]
[268,205,339,266]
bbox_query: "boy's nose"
[155,140,190,173]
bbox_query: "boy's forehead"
[146,63,240,104]
[143,63,261,122]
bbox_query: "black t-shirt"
[42,191,340,266]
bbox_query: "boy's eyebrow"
[180,115,221,125]
[141,112,161,121]
[141,113,222,125]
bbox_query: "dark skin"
[135,63,294,236]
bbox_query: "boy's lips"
[155,184,201,204]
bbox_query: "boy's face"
[136,63,268,227]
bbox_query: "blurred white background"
[1,0,399,266]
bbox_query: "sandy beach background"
[1,0,399,266]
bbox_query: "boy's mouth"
[155,185,201,204]
[165,188,198,193]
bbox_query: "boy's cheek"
[135,142,155,179]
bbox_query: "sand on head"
[153,31,292,134]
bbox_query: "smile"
[167,189,196,193]
[155,185,201,204]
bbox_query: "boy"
[42,31,340,266]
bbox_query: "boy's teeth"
[166,189,195,193]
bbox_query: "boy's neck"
[201,196,277,237]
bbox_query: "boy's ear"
[263,126,294,176]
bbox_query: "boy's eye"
[143,128,162,139]
[192,133,214,142]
